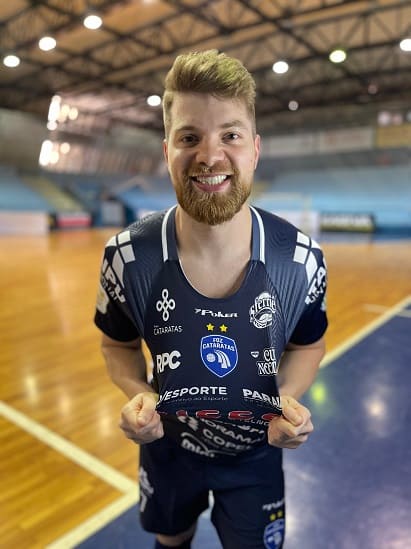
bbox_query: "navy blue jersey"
[95,206,327,459]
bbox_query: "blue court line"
[75,305,411,549]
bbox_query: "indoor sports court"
[1,2,410,549]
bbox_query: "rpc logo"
[156,350,181,373]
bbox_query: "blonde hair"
[162,49,256,137]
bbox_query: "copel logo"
[156,351,181,373]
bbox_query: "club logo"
[263,518,285,549]
[249,292,276,329]
[156,288,175,321]
[200,335,238,378]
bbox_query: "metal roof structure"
[1,0,410,139]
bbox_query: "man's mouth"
[192,175,227,185]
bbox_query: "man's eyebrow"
[175,120,248,132]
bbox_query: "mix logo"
[292,231,326,304]
[249,292,276,329]
[97,230,135,311]
[156,288,176,321]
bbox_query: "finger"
[281,404,303,426]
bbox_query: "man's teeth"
[195,175,227,185]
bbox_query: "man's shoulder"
[252,206,300,242]
[105,209,169,249]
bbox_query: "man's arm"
[277,336,326,400]
[268,336,326,449]
[101,333,164,444]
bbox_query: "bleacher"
[254,165,411,233]
[1,162,410,236]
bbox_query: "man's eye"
[224,132,239,141]
[181,135,197,144]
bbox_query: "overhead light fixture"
[83,14,103,30]
[272,60,289,74]
[288,100,299,111]
[399,38,411,52]
[329,48,347,63]
[3,54,20,68]
[39,36,57,51]
[147,95,161,107]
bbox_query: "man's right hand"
[119,392,164,444]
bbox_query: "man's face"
[163,92,260,225]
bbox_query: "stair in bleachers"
[21,175,84,212]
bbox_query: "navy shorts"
[139,437,285,549]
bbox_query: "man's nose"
[195,138,225,166]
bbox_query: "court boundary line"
[320,294,411,368]
[3,294,410,548]
[45,492,139,549]
[0,401,136,494]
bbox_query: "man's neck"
[174,204,252,259]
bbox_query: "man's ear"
[254,134,261,170]
[163,139,168,165]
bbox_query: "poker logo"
[263,518,285,549]
[200,335,238,378]
[249,291,276,329]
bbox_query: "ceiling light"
[68,107,79,120]
[272,60,289,74]
[288,100,299,111]
[329,48,346,63]
[147,95,161,107]
[39,36,56,51]
[399,38,411,52]
[48,95,61,122]
[3,54,20,68]
[367,83,378,95]
[60,142,71,154]
[83,14,103,30]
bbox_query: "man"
[95,50,327,549]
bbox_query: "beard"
[174,167,251,225]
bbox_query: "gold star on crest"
[206,323,214,331]
[220,324,228,332]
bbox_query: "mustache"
[186,164,234,177]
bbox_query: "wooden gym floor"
[1,229,410,548]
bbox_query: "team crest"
[200,335,238,378]
[263,518,285,549]
[249,292,276,329]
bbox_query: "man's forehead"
[170,93,251,130]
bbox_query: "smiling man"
[95,50,328,549]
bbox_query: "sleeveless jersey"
[94,206,327,459]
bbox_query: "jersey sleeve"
[289,247,328,345]
[94,235,140,342]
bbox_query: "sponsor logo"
[138,465,154,513]
[157,386,228,404]
[243,389,281,410]
[156,288,175,321]
[292,231,327,305]
[175,409,278,423]
[264,518,285,549]
[97,231,136,311]
[195,308,238,318]
[155,350,181,373]
[249,292,276,329]
[262,499,285,512]
[305,265,327,305]
[153,324,182,335]
[200,335,238,378]
[256,347,279,376]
